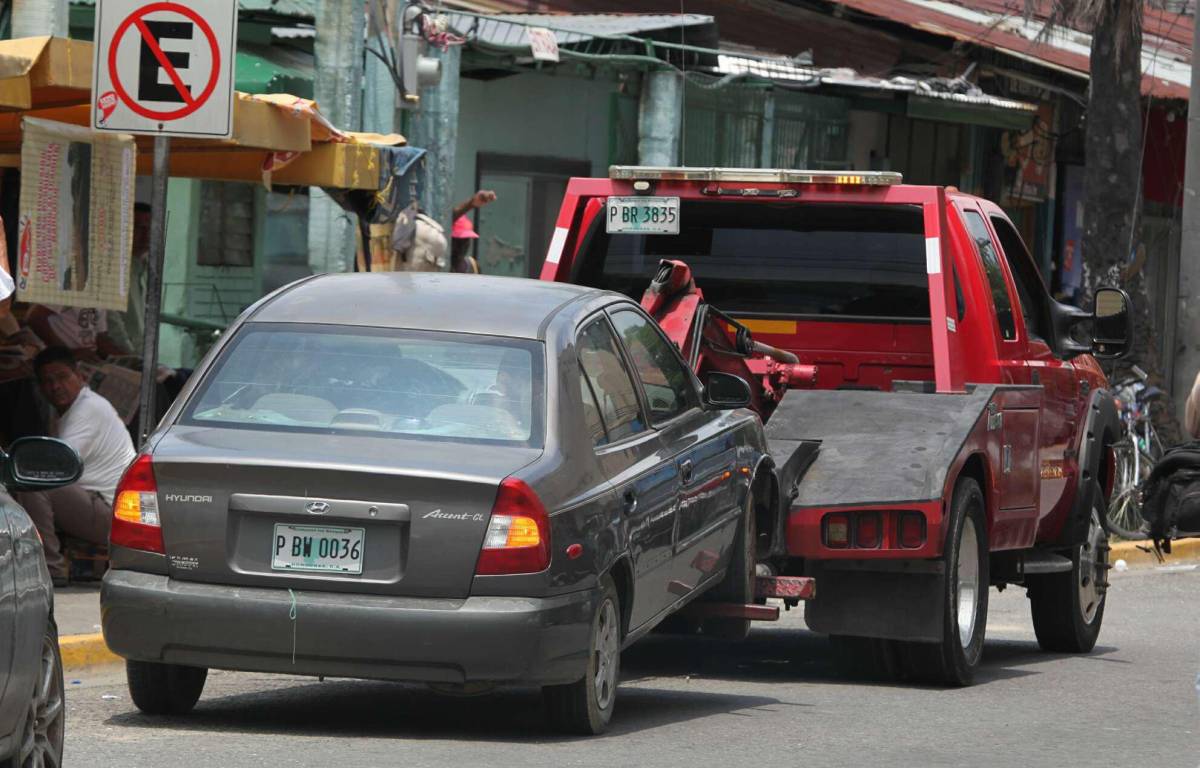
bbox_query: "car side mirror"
[1,437,82,491]
[1091,287,1133,359]
[703,372,752,409]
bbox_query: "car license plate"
[271,524,364,575]
[606,196,680,235]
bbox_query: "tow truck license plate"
[606,196,680,235]
[272,524,364,575]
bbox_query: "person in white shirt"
[18,346,136,585]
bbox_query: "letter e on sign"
[91,0,238,138]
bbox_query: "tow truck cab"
[541,167,1132,672]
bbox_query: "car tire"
[543,574,620,735]
[702,488,757,641]
[1028,489,1108,653]
[126,660,208,716]
[899,477,989,686]
[5,618,65,768]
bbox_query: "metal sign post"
[136,135,170,446]
[91,0,238,445]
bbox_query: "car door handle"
[623,489,638,515]
[679,459,694,484]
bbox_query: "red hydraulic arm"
[639,259,816,421]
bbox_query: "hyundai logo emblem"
[305,501,330,515]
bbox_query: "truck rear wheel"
[1027,492,1108,653]
[900,477,988,686]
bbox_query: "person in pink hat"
[450,189,496,274]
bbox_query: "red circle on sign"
[108,2,222,122]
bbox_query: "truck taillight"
[823,513,850,549]
[899,512,926,549]
[856,512,882,549]
[111,454,164,554]
[475,478,551,575]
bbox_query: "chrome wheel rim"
[1078,510,1106,624]
[17,632,64,768]
[956,518,980,648]
[593,599,619,711]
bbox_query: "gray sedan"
[1,437,80,767]
[101,273,771,734]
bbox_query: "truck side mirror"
[1,437,82,492]
[1091,287,1133,359]
[703,372,752,409]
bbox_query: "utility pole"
[1174,8,1200,428]
[410,43,460,234]
[307,0,364,275]
[362,0,397,135]
[11,0,68,37]
[638,69,683,166]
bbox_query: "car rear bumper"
[101,570,597,686]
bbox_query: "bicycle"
[1106,365,1164,540]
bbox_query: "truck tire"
[1027,489,1108,653]
[702,487,757,640]
[900,477,989,686]
[543,574,621,735]
[126,660,207,715]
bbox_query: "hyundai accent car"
[101,273,770,734]
[1,436,80,768]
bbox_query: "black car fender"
[747,453,785,560]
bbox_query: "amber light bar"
[609,165,903,186]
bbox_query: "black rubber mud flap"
[804,560,946,643]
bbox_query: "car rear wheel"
[543,574,620,735]
[1028,491,1109,653]
[899,477,988,686]
[6,619,65,768]
[126,660,208,716]
[702,488,757,640]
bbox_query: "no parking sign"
[91,0,238,138]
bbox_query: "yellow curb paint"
[1110,537,1200,567]
[57,633,120,670]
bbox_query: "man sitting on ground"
[19,346,136,585]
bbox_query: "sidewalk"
[53,538,1200,673]
[54,583,120,672]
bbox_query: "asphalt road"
[64,564,1200,768]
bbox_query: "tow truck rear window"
[575,201,931,320]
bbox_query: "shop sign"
[15,118,137,311]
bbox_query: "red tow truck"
[540,166,1133,684]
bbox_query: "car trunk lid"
[152,425,541,599]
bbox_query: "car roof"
[248,272,609,339]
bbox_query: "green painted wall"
[454,69,617,206]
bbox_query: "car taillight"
[823,513,850,549]
[475,477,550,575]
[111,454,164,554]
[899,512,926,549]
[856,512,882,549]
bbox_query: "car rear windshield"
[183,324,544,447]
[574,201,930,319]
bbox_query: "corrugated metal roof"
[444,12,714,48]
[827,0,1192,100]
[717,53,1038,113]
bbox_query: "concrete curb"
[58,633,120,672]
[1109,537,1200,567]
